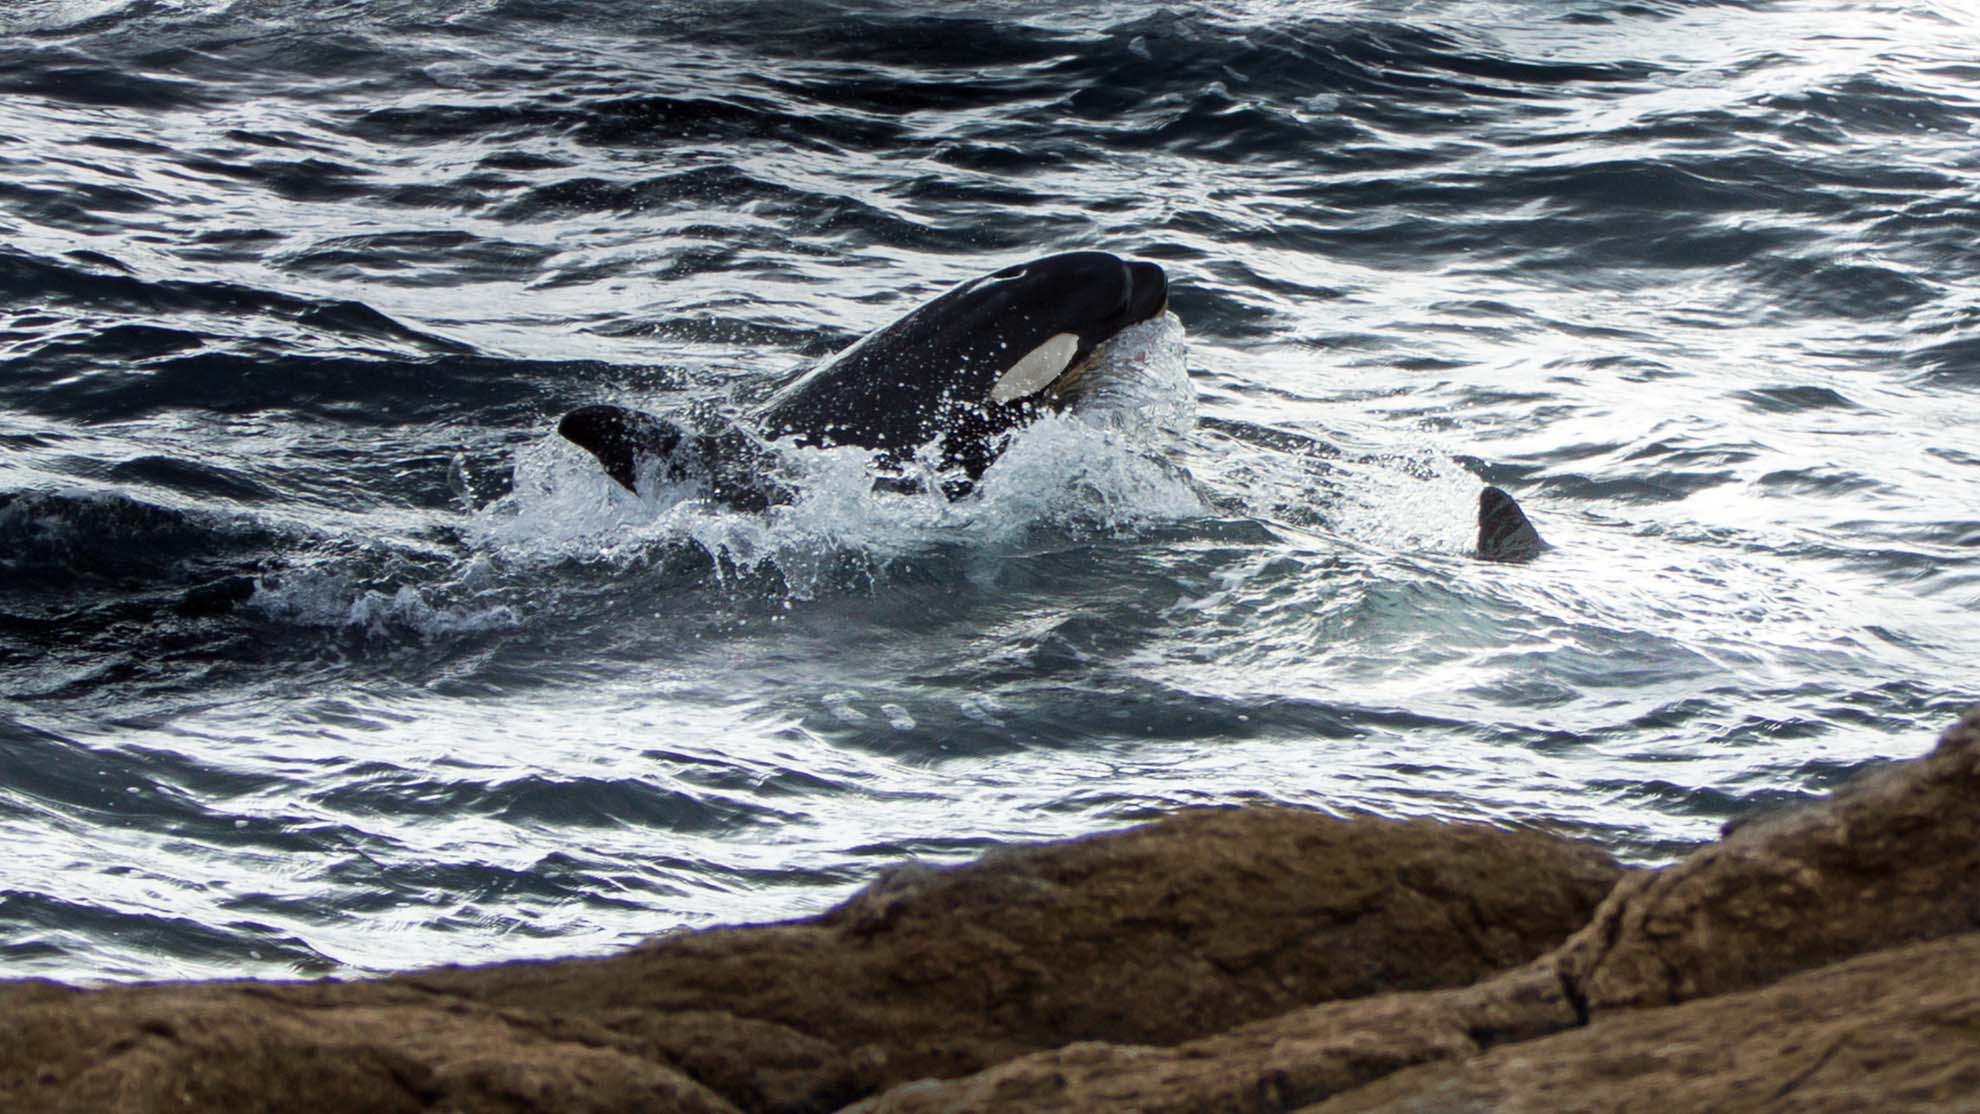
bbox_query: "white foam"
[1325,445,1483,556]
[468,314,1204,597]
[1063,312,1198,438]
[248,568,519,639]
[1186,410,1486,558]
[0,0,146,32]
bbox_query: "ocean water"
[1,0,1975,984]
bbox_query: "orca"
[556,252,1548,563]
[558,251,1170,510]
[1476,485,1545,562]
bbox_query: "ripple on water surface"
[0,0,1975,981]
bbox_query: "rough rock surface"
[847,963,1582,1114]
[1309,932,1980,1114]
[0,978,745,1114]
[1555,705,1980,1013]
[847,708,1980,1113]
[6,709,1975,1114]
[0,806,1621,1114]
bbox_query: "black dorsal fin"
[557,405,686,493]
[558,405,786,510]
[1476,485,1544,562]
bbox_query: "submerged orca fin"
[558,404,786,511]
[1476,485,1545,562]
[557,405,687,494]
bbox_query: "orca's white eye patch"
[989,332,1078,404]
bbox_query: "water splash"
[467,314,1205,597]
[248,565,519,639]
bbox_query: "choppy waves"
[1,0,1976,981]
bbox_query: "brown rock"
[1306,931,1980,1114]
[1557,706,1980,1012]
[848,962,1581,1114]
[851,709,1980,1114]
[405,806,1620,1105]
[0,980,742,1114]
[0,806,1621,1113]
[24,705,1969,1114]
[13,701,1976,1114]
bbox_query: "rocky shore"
[5,709,1977,1113]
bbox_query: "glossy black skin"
[556,406,684,493]
[556,405,782,510]
[559,252,1168,504]
[757,251,1168,475]
[559,254,1546,562]
[1476,485,1545,562]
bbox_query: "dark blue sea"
[2,0,1975,983]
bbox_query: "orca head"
[755,251,1171,473]
[966,251,1170,408]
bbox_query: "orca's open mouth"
[1041,351,1100,405]
[1039,259,1171,407]
[1042,317,1176,411]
